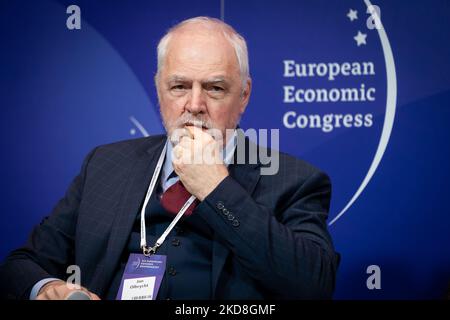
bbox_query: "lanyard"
[140,140,196,256]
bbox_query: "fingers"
[35,294,46,300]
[172,126,223,172]
[179,135,194,148]
[185,125,215,143]
[36,280,65,300]
[185,125,201,138]
[172,144,185,162]
[89,292,101,300]
[36,284,66,300]
[35,281,101,300]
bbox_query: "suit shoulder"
[279,150,322,172]
[271,149,330,182]
[92,134,165,156]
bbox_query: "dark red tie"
[160,180,199,216]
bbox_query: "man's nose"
[186,83,206,114]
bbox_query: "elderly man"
[0,17,338,300]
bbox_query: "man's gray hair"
[155,16,250,88]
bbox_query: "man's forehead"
[162,50,240,81]
[166,27,235,59]
[161,27,240,80]
[167,74,230,83]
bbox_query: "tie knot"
[160,180,199,216]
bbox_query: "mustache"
[168,113,224,145]
[171,113,214,130]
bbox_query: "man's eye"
[171,85,185,91]
[209,86,224,92]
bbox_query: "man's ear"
[240,78,252,113]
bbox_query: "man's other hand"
[35,280,101,300]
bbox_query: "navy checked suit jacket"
[0,133,339,299]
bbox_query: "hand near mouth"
[172,125,229,201]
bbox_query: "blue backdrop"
[1,0,449,299]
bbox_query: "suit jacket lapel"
[92,136,166,295]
